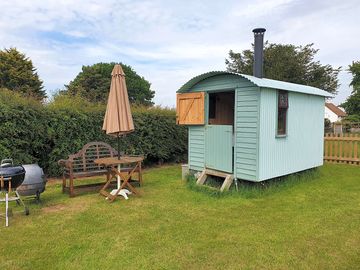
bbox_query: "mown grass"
[0,164,359,269]
[186,168,320,198]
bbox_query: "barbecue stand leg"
[15,191,30,216]
[5,193,9,227]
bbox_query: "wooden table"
[94,156,143,202]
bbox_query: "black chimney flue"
[252,28,266,78]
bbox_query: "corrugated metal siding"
[235,86,260,181]
[258,88,325,181]
[189,74,254,92]
[240,74,331,97]
[188,126,205,171]
[178,71,331,97]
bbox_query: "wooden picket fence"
[324,133,360,165]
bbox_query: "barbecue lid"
[0,165,26,177]
[0,159,25,178]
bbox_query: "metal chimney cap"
[252,28,266,34]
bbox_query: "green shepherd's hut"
[176,28,329,189]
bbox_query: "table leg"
[98,161,142,202]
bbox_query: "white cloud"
[231,0,294,18]
[0,0,359,106]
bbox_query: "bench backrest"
[68,142,118,173]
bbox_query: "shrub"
[0,88,50,166]
[0,88,187,176]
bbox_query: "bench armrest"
[58,159,72,168]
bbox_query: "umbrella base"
[106,189,132,200]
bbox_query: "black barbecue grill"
[0,159,26,190]
[0,159,29,227]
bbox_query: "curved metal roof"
[178,71,332,97]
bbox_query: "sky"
[0,0,359,107]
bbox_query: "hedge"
[0,89,187,176]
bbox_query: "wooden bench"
[58,142,142,197]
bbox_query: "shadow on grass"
[185,168,321,199]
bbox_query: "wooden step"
[196,169,234,192]
[220,175,234,192]
[196,170,207,185]
[204,169,231,178]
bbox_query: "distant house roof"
[325,103,347,117]
[178,71,332,97]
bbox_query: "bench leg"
[139,162,143,186]
[62,174,66,193]
[69,175,75,197]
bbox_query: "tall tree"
[64,62,155,105]
[348,61,360,94]
[225,43,341,94]
[0,48,46,100]
[341,61,360,119]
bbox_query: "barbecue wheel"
[24,206,29,216]
[36,191,41,203]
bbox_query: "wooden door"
[176,92,205,125]
[205,125,233,173]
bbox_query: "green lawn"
[1,164,359,269]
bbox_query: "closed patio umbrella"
[102,64,134,190]
[103,64,134,153]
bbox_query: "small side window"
[277,91,288,136]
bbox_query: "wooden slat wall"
[188,126,205,171]
[324,133,360,165]
[235,87,260,181]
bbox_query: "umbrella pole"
[117,135,121,189]
[117,135,121,160]
[117,164,121,190]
